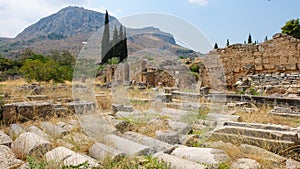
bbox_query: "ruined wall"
[204,33,300,87]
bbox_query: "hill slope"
[0,6,198,59]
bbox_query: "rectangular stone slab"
[123,131,175,153]
[103,134,153,156]
[154,152,206,169]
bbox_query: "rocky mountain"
[0,6,197,58]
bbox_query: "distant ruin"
[203,33,300,89]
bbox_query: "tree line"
[0,49,75,83]
[214,18,300,49]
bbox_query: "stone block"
[171,146,229,165]
[0,145,24,169]
[156,130,180,145]
[104,134,153,156]
[0,130,13,146]
[168,120,192,135]
[154,152,206,169]
[123,131,175,153]
[231,158,261,169]
[45,146,100,168]
[12,132,52,159]
[9,124,25,139]
[89,142,125,162]
[40,122,69,138]
[207,113,240,122]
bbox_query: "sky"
[0,0,299,50]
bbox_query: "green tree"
[101,10,111,64]
[214,43,218,49]
[265,36,268,41]
[281,18,300,39]
[122,27,128,62]
[248,33,252,43]
[226,39,230,46]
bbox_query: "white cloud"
[188,0,208,6]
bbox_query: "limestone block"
[231,158,261,169]
[104,134,153,155]
[12,132,52,159]
[9,124,25,140]
[123,131,175,153]
[154,152,206,169]
[0,145,24,169]
[89,142,125,162]
[0,130,13,146]
[156,130,180,145]
[45,146,100,168]
[171,146,229,165]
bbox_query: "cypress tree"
[265,36,268,41]
[123,27,128,62]
[112,26,119,59]
[226,39,230,46]
[214,43,218,49]
[101,10,111,64]
[248,33,252,44]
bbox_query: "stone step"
[123,131,175,153]
[210,132,295,153]
[103,134,153,156]
[209,122,298,153]
[207,113,240,122]
[224,121,295,132]
[214,126,298,142]
[154,152,207,169]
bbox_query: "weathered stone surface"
[112,104,133,113]
[0,130,13,146]
[12,132,52,159]
[231,158,261,169]
[161,108,189,120]
[56,122,74,133]
[171,146,229,165]
[66,101,96,114]
[79,113,117,141]
[156,130,179,145]
[40,122,69,138]
[207,113,240,122]
[154,152,206,169]
[286,158,300,169]
[239,144,286,164]
[123,131,175,153]
[209,122,298,152]
[104,134,153,156]
[45,146,100,168]
[269,106,300,117]
[0,145,24,169]
[168,120,192,135]
[89,142,125,162]
[27,125,50,140]
[9,124,25,140]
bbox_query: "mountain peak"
[15,6,117,39]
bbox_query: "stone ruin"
[98,57,197,90]
[202,33,300,90]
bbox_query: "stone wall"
[203,33,300,88]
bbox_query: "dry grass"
[235,105,300,127]
[211,142,286,169]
